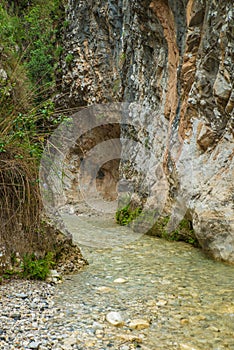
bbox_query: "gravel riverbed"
[1,215,234,350]
[0,280,64,350]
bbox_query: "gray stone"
[15,293,28,299]
[28,341,41,349]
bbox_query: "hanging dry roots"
[0,147,49,266]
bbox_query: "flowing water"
[52,214,234,350]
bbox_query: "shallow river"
[53,214,234,350]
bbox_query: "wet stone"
[113,278,128,284]
[96,286,114,293]
[128,319,150,330]
[106,311,124,326]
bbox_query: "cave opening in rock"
[96,159,120,202]
[63,123,121,211]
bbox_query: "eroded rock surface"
[56,0,234,263]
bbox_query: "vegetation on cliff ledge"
[0,0,75,278]
[116,203,199,247]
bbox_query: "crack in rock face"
[53,0,234,263]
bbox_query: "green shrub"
[116,204,142,226]
[0,1,64,100]
[148,216,199,247]
[2,269,18,279]
[0,3,22,49]
[22,252,55,280]
[22,4,59,96]
[0,1,69,278]
[65,53,74,65]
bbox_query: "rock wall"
[56,0,234,263]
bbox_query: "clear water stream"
[53,214,234,350]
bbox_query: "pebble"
[85,340,96,347]
[46,269,62,284]
[62,335,77,347]
[92,321,104,330]
[14,293,28,299]
[156,299,168,306]
[128,319,150,330]
[120,345,130,350]
[118,334,143,343]
[96,286,114,293]
[28,340,41,349]
[106,311,124,326]
[180,318,190,325]
[179,344,198,350]
[113,278,127,283]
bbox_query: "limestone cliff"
[56,0,234,263]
